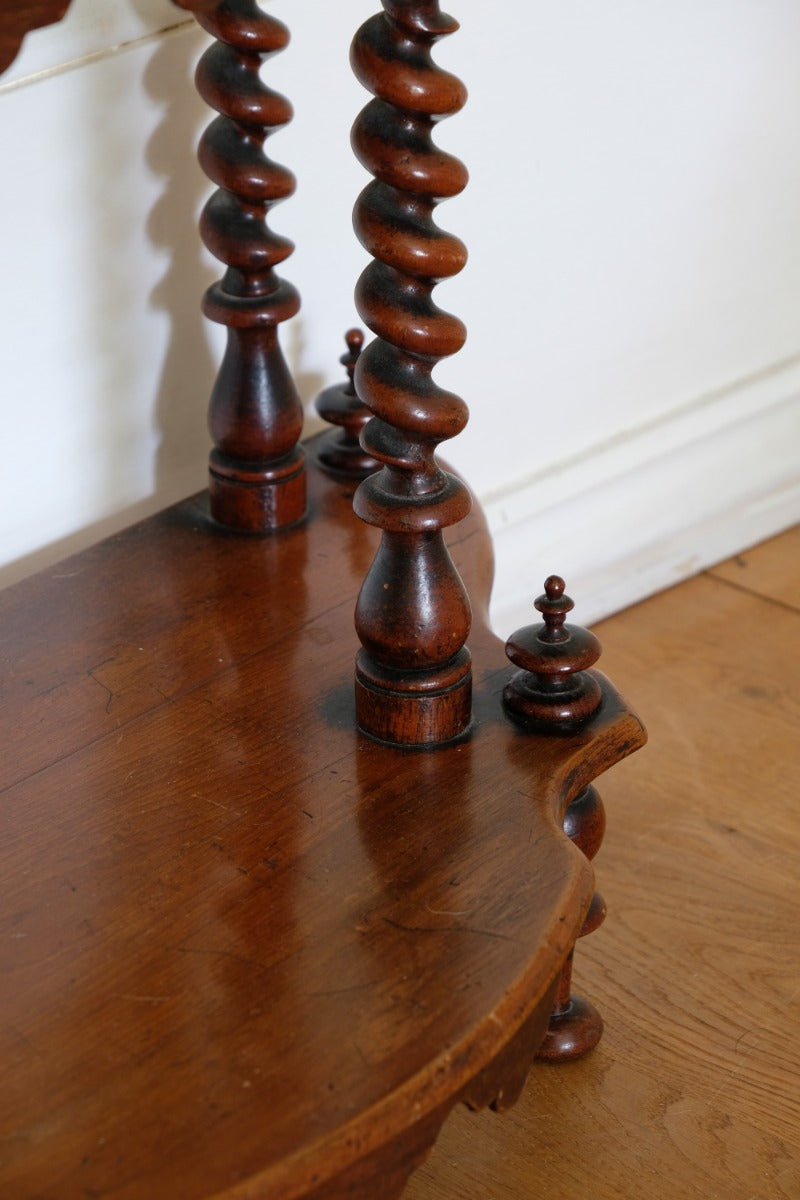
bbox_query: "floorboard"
[405,524,800,1200]
[709,524,800,610]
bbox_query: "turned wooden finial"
[314,329,379,480]
[342,329,363,386]
[349,1,472,746]
[502,575,610,1060]
[503,575,602,728]
[190,1,306,532]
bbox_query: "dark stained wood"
[0,0,72,73]
[184,0,306,531]
[502,577,628,1059]
[536,784,607,1061]
[504,575,603,728]
[1,8,647,1196]
[0,446,645,1200]
[350,2,473,745]
[314,329,380,480]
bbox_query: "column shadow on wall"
[136,4,216,503]
[138,1,327,499]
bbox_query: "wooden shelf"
[0,8,646,1196]
[0,444,644,1199]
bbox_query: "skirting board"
[484,366,800,637]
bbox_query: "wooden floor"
[406,524,800,1200]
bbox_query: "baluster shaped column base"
[355,647,472,746]
[208,448,306,533]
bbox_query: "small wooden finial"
[314,329,379,480]
[343,328,364,382]
[503,575,602,728]
[537,575,571,640]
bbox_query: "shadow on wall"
[140,0,327,474]
[0,6,214,589]
[0,2,338,592]
[135,0,216,503]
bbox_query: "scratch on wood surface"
[383,916,513,942]
[114,994,171,1004]
[87,657,115,713]
[191,791,240,815]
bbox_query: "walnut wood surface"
[0,447,644,1199]
[0,10,646,1195]
[0,0,72,73]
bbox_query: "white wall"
[2,0,798,630]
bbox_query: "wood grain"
[708,522,800,610]
[0,446,644,1200]
[404,527,800,1199]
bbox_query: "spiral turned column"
[350,1,472,746]
[191,0,305,531]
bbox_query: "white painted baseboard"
[484,361,800,635]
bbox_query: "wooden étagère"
[0,4,647,1199]
[0,456,645,1200]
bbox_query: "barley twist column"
[350,0,472,745]
[187,0,306,531]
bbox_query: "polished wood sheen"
[1,7,648,1198]
[504,579,614,1059]
[504,576,603,728]
[0,447,644,1200]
